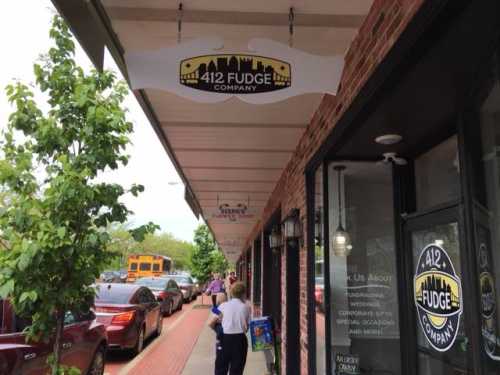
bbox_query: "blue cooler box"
[249,316,274,352]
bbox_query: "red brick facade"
[244,1,425,373]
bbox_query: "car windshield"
[315,277,324,286]
[95,285,133,304]
[170,276,191,284]
[135,278,168,290]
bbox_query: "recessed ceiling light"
[375,134,402,145]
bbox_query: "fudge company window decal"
[180,54,291,94]
[414,244,463,352]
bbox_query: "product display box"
[249,316,274,352]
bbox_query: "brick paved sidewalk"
[182,317,269,375]
[115,299,210,375]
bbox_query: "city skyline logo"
[414,244,463,352]
[478,242,499,357]
[179,54,291,94]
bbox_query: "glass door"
[405,207,470,375]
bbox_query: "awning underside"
[99,0,373,262]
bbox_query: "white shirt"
[218,298,251,334]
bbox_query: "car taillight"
[111,311,136,325]
[156,291,167,300]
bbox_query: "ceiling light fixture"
[375,134,403,145]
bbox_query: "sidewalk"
[182,313,268,375]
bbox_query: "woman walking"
[206,273,225,307]
[208,282,251,375]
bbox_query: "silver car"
[168,275,196,302]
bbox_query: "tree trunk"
[52,310,65,375]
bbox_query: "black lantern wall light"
[269,225,282,254]
[282,208,303,247]
[331,166,352,256]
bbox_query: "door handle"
[24,353,37,360]
[62,342,72,349]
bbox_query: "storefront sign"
[124,37,344,104]
[477,234,500,359]
[205,202,257,223]
[180,55,290,94]
[335,353,360,375]
[414,244,463,352]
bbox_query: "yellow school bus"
[127,254,172,282]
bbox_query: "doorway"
[403,206,469,374]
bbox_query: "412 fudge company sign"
[125,37,344,104]
[414,244,463,352]
[180,54,290,94]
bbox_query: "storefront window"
[415,136,460,212]
[328,162,401,374]
[476,72,500,372]
[314,166,326,374]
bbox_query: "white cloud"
[0,0,200,242]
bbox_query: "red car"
[0,299,107,375]
[134,277,183,316]
[94,283,162,355]
[315,277,324,313]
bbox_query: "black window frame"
[304,4,500,374]
[253,236,262,305]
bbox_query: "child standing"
[209,282,250,375]
[209,293,227,375]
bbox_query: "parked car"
[168,275,196,302]
[315,277,324,313]
[191,277,202,296]
[100,270,122,283]
[94,283,162,356]
[118,269,128,283]
[0,299,107,375]
[134,277,183,316]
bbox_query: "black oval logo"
[414,244,463,352]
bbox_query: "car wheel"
[87,345,105,375]
[178,300,183,310]
[167,301,173,317]
[156,314,163,336]
[131,326,145,356]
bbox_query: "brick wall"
[247,1,425,373]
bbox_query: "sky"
[0,1,201,242]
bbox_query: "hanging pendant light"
[332,166,352,256]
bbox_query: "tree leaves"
[0,280,14,299]
[0,15,157,375]
[190,224,228,284]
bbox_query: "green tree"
[104,227,195,271]
[0,16,157,374]
[190,224,217,284]
[209,249,229,275]
[189,224,229,284]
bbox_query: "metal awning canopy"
[53,0,373,263]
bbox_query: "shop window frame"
[253,236,262,306]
